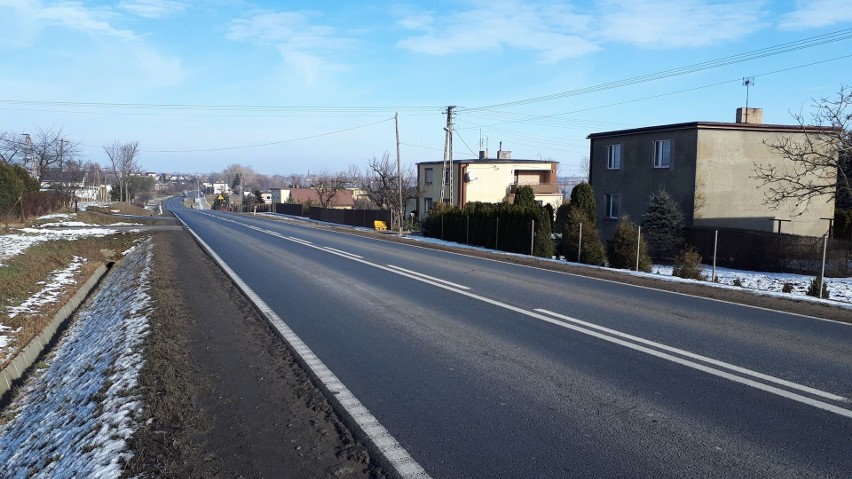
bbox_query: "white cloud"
[227,11,353,84]
[778,0,852,30]
[395,0,598,62]
[596,0,768,48]
[35,1,137,40]
[0,1,183,92]
[119,0,187,19]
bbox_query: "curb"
[0,263,110,400]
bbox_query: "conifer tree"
[642,189,684,257]
[609,215,652,271]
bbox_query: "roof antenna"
[742,77,755,123]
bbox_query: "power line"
[460,53,852,130]
[140,117,395,153]
[0,99,443,114]
[462,28,852,112]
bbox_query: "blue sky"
[2,0,851,177]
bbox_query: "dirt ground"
[126,230,386,479]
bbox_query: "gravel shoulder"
[127,230,385,478]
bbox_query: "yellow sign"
[217,194,224,201]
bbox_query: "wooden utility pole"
[395,112,403,237]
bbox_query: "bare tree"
[31,127,80,183]
[104,140,140,203]
[752,86,851,213]
[287,173,305,188]
[353,152,420,220]
[0,130,27,166]
[310,170,349,208]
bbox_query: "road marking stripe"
[173,212,430,479]
[535,309,848,403]
[386,265,470,290]
[325,247,364,259]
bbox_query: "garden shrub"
[608,215,652,272]
[672,246,704,280]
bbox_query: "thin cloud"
[778,0,852,30]
[395,1,598,62]
[36,1,137,40]
[227,11,353,83]
[596,0,768,48]
[119,0,187,19]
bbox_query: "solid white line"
[173,211,430,479]
[386,265,470,290]
[325,247,363,259]
[535,309,848,403]
[193,209,852,419]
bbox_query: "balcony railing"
[507,183,560,195]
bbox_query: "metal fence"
[684,227,851,278]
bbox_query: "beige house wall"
[694,128,835,236]
[417,160,560,219]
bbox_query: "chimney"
[736,107,763,124]
[479,149,488,159]
[497,141,511,159]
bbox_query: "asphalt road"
[166,198,852,478]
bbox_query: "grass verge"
[0,233,144,369]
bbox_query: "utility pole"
[395,112,403,237]
[21,133,34,178]
[441,106,455,205]
[59,139,65,194]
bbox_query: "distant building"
[416,150,561,220]
[588,107,836,239]
[287,188,354,209]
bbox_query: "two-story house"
[416,150,561,219]
[588,108,836,239]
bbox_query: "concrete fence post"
[635,226,641,272]
[530,220,535,256]
[819,233,828,298]
[578,222,583,262]
[712,230,718,282]
[496,218,499,250]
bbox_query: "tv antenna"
[742,77,755,123]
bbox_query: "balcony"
[507,183,560,195]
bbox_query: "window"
[654,139,672,168]
[424,197,433,213]
[607,144,622,170]
[605,193,621,219]
[424,168,434,184]
[444,167,451,184]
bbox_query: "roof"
[288,188,354,207]
[417,158,558,166]
[587,121,835,140]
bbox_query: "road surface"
[167,198,852,478]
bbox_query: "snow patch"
[6,257,85,319]
[0,240,153,478]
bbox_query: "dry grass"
[122,233,215,478]
[0,233,144,369]
[84,202,153,217]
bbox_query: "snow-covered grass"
[6,257,85,319]
[0,211,133,267]
[0,240,152,478]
